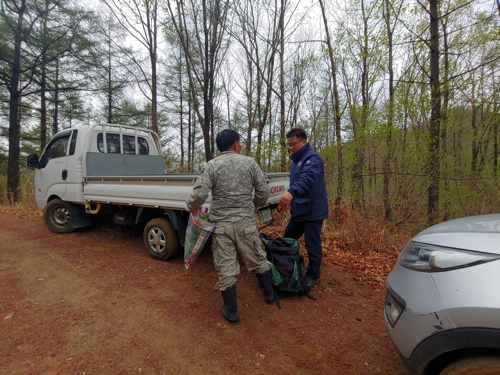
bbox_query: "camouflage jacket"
[186,151,270,224]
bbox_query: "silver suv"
[384,214,500,375]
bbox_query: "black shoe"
[221,284,240,323]
[305,276,317,289]
[256,270,275,303]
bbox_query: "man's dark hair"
[286,128,307,140]
[216,129,240,151]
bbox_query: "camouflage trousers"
[211,216,272,291]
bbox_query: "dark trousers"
[284,219,323,279]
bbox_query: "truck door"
[60,130,81,203]
[34,130,74,208]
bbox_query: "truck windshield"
[39,132,72,167]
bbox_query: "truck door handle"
[62,170,67,180]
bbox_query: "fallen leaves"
[0,204,42,218]
[322,249,397,288]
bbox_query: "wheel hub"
[148,229,165,253]
[53,208,70,226]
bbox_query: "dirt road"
[0,207,407,374]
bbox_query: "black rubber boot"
[256,270,275,303]
[221,284,240,323]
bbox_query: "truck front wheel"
[43,199,74,234]
[143,218,179,260]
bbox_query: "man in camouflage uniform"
[185,129,274,323]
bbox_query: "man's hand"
[278,191,293,210]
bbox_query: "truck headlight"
[397,241,500,272]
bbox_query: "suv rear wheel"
[441,356,500,375]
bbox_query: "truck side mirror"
[27,154,41,168]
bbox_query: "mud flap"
[66,202,93,229]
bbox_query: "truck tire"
[43,199,74,234]
[441,356,500,375]
[143,218,179,260]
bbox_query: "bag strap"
[305,291,316,300]
[273,285,282,310]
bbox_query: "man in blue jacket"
[278,128,328,288]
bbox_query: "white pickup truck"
[26,123,289,260]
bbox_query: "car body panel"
[432,262,500,327]
[413,214,500,253]
[384,213,500,374]
[385,264,455,359]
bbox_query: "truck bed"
[83,172,289,210]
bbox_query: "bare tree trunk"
[494,68,498,177]
[318,0,343,220]
[202,0,212,161]
[179,48,185,171]
[353,0,369,215]
[267,112,274,171]
[428,0,442,226]
[258,67,277,166]
[8,96,21,204]
[40,62,47,150]
[7,0,26,204]
[478,65,490,174]
[245,51,254,156]
[188,96,193,173]
[382,0,394,222]
[40,3,48,150]
[107,37,113,123]
[53,58,59,133]
[471,80,478,172]
[441,19,450,222]
[149,0,158,134]
[279,0,286,172]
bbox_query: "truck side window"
[97,133,149,154]
[97,133,121,153]
[137,137,149,155]
[123,135,149,155]
[69,130,78,156]
[39,133,71,168]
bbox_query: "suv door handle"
[62,169,67,180]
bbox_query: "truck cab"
[27,124,163,211]
[28,128,79,210]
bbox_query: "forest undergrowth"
[262,204,414,289]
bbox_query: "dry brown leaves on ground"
[265,208,414,289]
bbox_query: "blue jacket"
[288,143,328,221]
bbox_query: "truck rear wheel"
[43,199,74,234]
[143,218,178,260]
